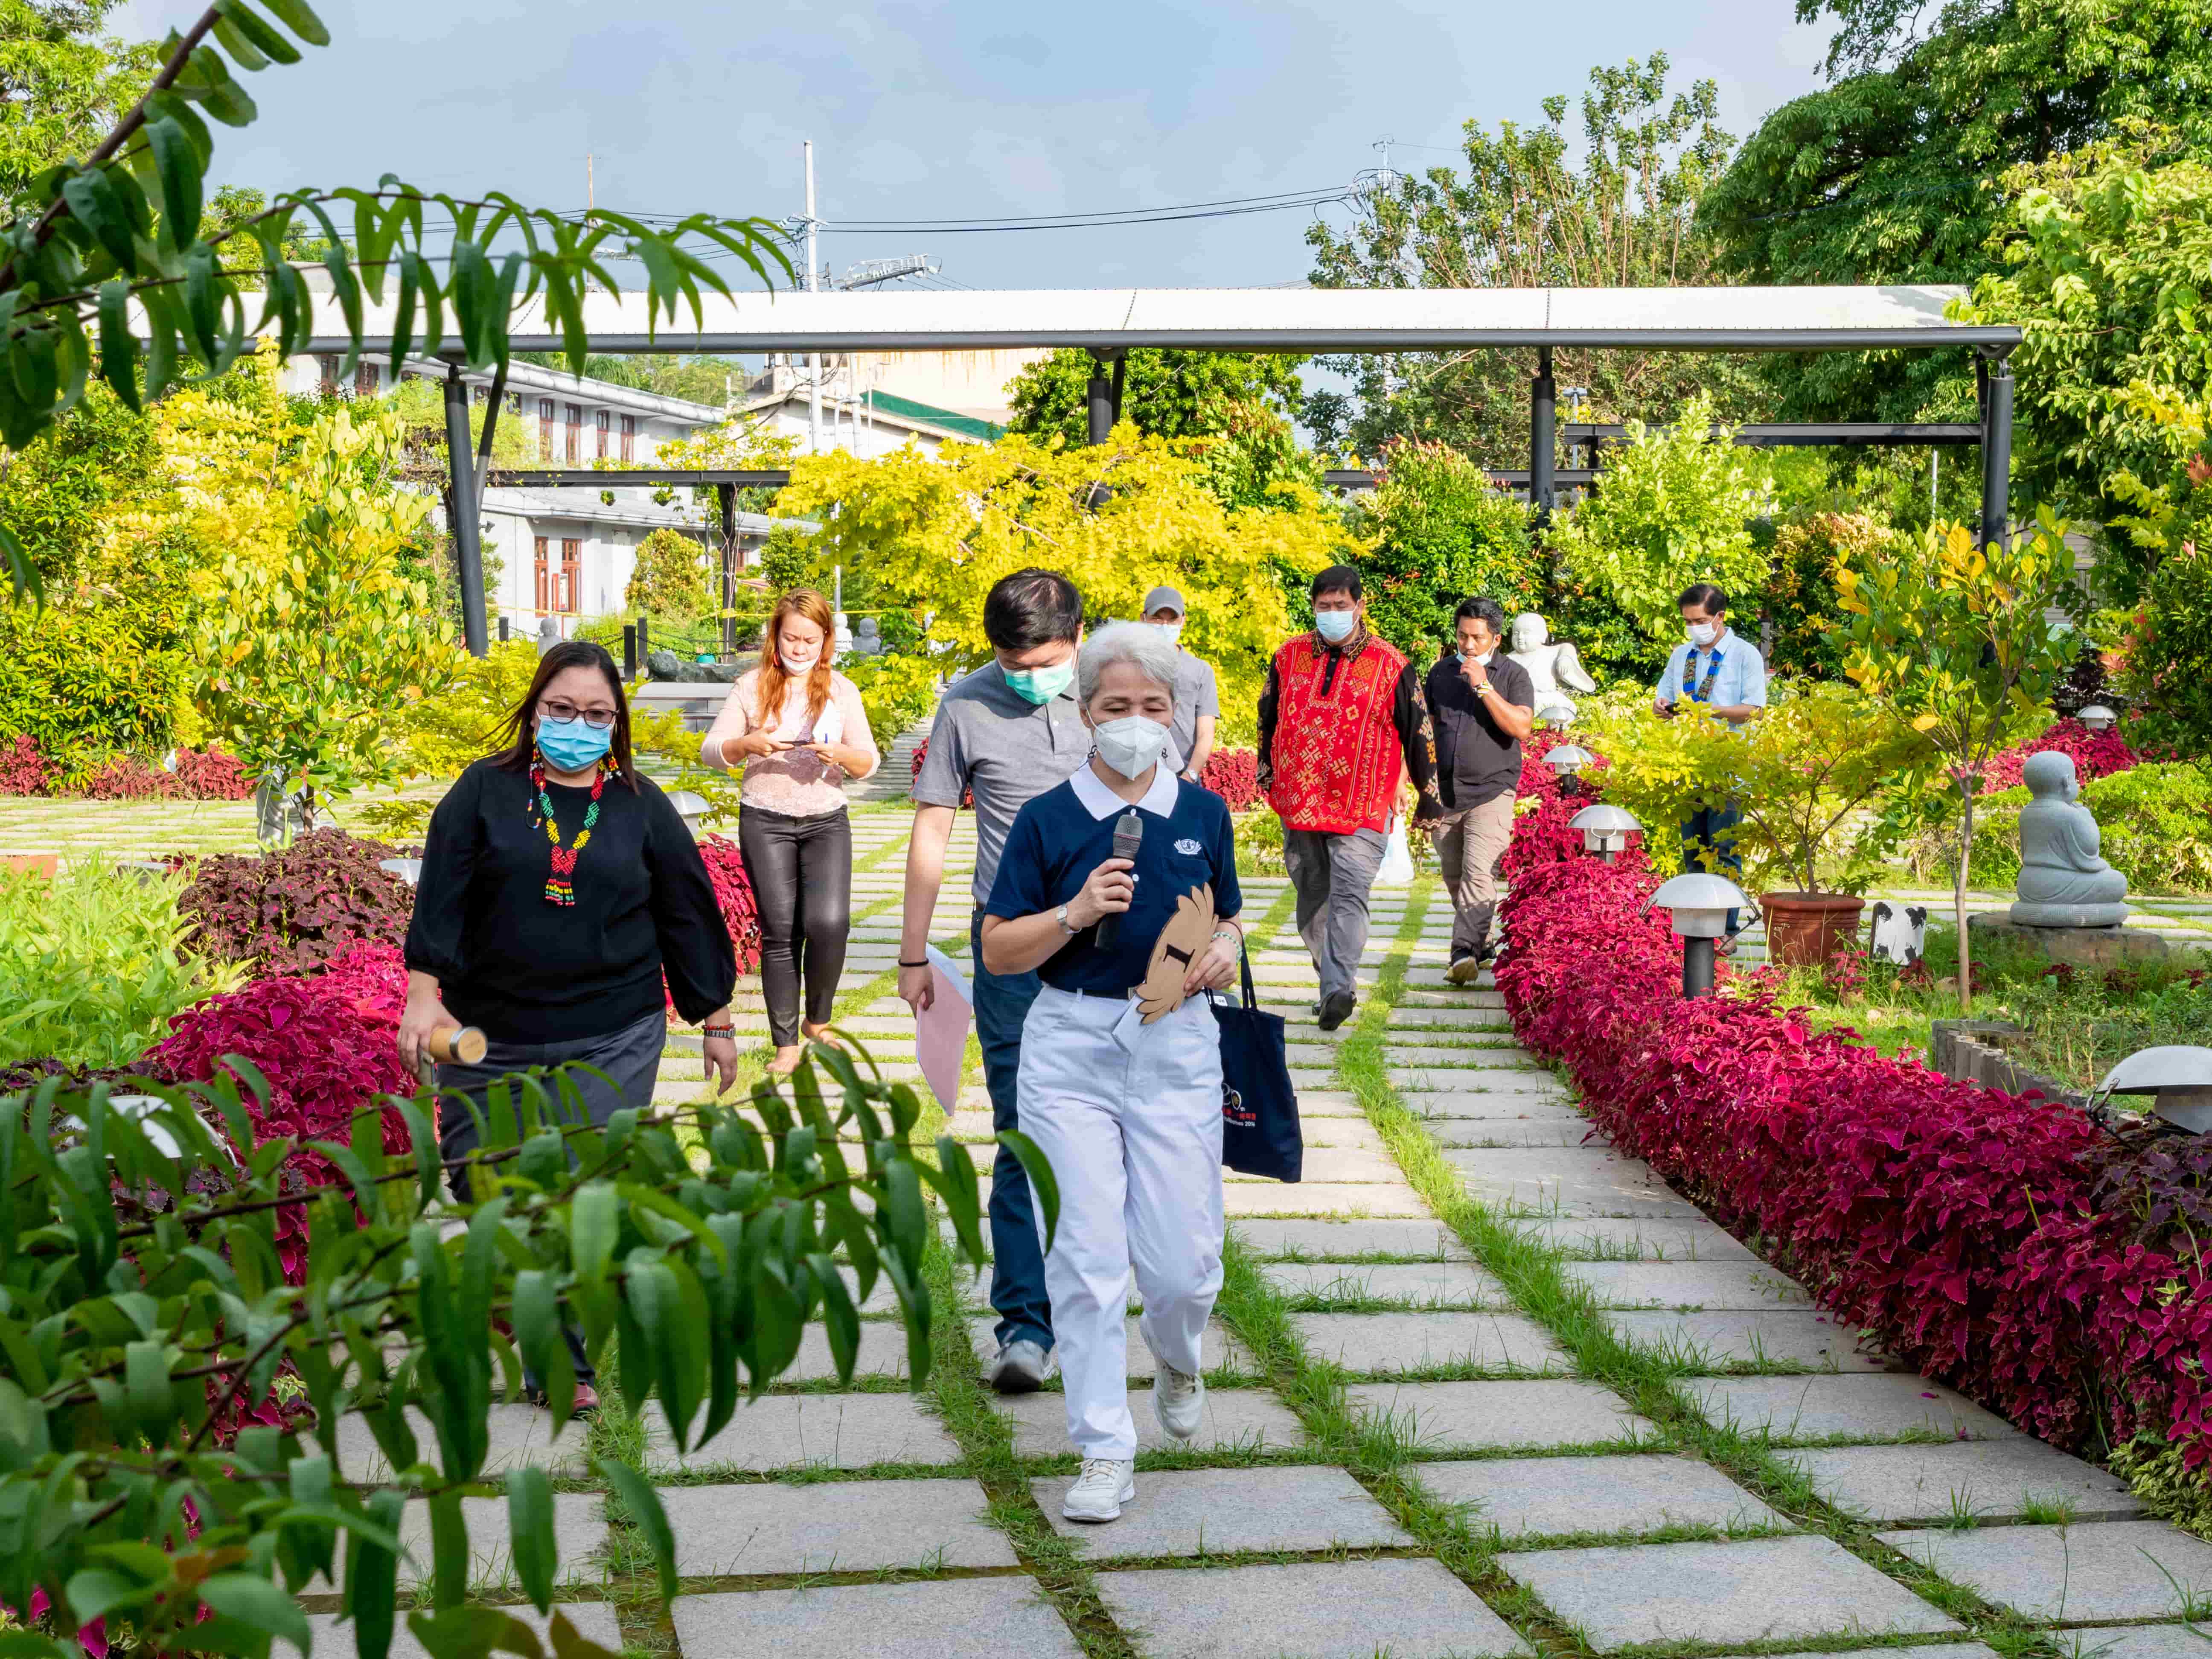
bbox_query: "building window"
[565,404,582,463]
[533,536,552,612]
[355,361,380,398]
[620,414,636,463]
[539,399,556,459]
[595,409,611,460]
[472,384,487,405]
[316,355,339,394]
[560,538,583,612]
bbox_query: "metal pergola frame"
[364,285,2018,655]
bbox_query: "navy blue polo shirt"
[985,762,1243,995]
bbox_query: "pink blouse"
[702,668,879,818]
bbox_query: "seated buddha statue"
[2010,750,2130,928]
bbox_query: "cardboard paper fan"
[1137,883,1215,1024]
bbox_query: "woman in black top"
[400,640,740,1197]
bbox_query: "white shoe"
[987,1339,1055,1394]
[1062,1457,1135,1523]
[1153,1362,1205,1441]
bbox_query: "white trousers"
[1017,985,1227,1460]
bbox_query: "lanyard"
[1682,646,1724,704]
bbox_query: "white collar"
[1069,760,1179,821]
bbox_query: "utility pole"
[804,140,824,457]
[587,152,594,210]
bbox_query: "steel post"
[1530,347,1556,524]
[623,624,637,681]
[1682,936,1717,998]
[1087,357,1114,445]
[717,482,738,656]
[1979,354,2014,554]
[498,615,509,643]
[637,614,651,672]
[442,365,489,658]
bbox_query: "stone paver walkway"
[332,806,2210,1659]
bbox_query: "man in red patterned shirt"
[1257,566,1442,1030]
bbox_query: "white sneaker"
[1062,1457,1135,1523]
[1153,1362,1205,1441]
[987,1339,1055,1394]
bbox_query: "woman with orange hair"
[702,588,881,1073]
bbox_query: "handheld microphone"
[1094,808,1144,950]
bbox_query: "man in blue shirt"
[1653,582,1768,938]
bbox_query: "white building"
[733,357,1010,459]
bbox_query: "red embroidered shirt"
[1257,630,1440,835]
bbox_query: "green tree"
[1007,347,1304,446]
[1354,439,1539,662]
[0,0,157,212]
[515,350,745,407]
[1304,54,1758,464]
[1700,0,2212,422]
[1834,512,2090,1008]
[1549,393,1776,665]
[624,525,713,616]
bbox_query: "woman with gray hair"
[981,620,1245,1524]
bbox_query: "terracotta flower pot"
[1,854,56,878]
[1761,892,1866,967]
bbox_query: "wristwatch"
[1055,903,1076,936]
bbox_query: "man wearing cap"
[1142,585,1219,785]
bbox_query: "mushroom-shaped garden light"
[1569,803,1641,864]
[665,790,710,838]
[2093,1045,2212,1134]
[2076,704,2118,733]
[378,857,422,887]
[1543,743,1595,796]
[1649,871,1750,997]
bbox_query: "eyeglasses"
[540,699,618,729]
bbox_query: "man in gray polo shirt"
[901,568,1089,1394]
[1142,585,1220,783]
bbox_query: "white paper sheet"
[917,943,975,1111]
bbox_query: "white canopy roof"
[305,284,2015,357]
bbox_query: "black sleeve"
[1255,659,1282,791]
[643,786,739,1022]
[1396,663,1444,821]
[404,763,484,982]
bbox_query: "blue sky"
[118,0,1830,292]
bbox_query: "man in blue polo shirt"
[1654,581,1767,938]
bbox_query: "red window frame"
[533,536,552,612]
[620,414,636,462]
[538,399,556,459]
[559,538,583,612]
[564,404,582,463]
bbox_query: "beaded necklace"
[529,754,608,906]
[1681,643,1725,704]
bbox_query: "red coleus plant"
[1981,718,2139,792]
[179,828,416,975]
[684,832,764,993]
[1495,845,2211,1469]
[1199,748,1262,811]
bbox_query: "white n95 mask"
[1094,716,1171,780]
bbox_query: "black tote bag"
[1213,946,1302,1183]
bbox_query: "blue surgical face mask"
[1002,659,1075,705]
[536,716,612,772]
[1314,609,1357,643]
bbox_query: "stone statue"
[2011,750,2131,928]
[534,617,561,657]
[1508,613,1597,724]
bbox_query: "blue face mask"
[1002,659,1075,705]
[536,716,612,772]
[1314,609,1357,643]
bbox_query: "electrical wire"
[575,184,1356,236]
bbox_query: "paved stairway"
[340,812,2212,1659]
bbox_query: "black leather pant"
[738,805,853,1046]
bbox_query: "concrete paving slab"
[1260,1259,1508,1307]
[1225,1182,1430,1218]
[1418,1453,1789,1541]
[1515,1217,1757,1261]
[1429,1119,1604,1147]
[1447,1147,1702,1217]
[1034,1464,1411,1558]
[1239,1146,1404,1184]
[1229,1219,1470,1260]
[1878,1521,2212,1620]
[1348,1380,1656,1452]
[1097,1557,1531,1659]
[1727,1647,1996,1659]
[778,1321,913,1382]
[306,1603,621,1659]
[644,1391,965,1473]
[334,1403,588,1481]
[1786,1439,2139,1523]
[998,1385,1308,1458]
[1689,1376,2020,1443]
[969,1316,1256,1380]
[1563,1261,1811,1309]
[1501,1534,1963,1650]
[655,1476,1017,1575]
[2051,1629,2212,1659]
[394,1494,606,1589]
[670,1578,1080,1659]
[1606,1310,1889,1371]
[1292,1311,1565,1375]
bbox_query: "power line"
[579,185,1355,236]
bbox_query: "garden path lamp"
[1650,872,1750,998]
[2077,704,2118,733]
[378,857,422,887]
[1570,803,1640,864]
[666,790,710,838]
[1543,743,1595,797]
[2092,1045,2212,1134]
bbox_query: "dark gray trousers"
[434,1007,667,1387]
[1282,827,1386,1003]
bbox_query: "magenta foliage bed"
[1982,717,2139,792]
[1494,843,2209,1465]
